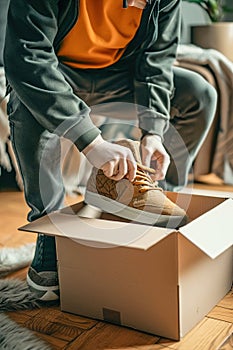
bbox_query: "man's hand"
[127,0,147,9]
[140,134,170,181]
[82,135,137,182]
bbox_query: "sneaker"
[85,139,188,228]
[27,234,59,303]
[27,267,60,303]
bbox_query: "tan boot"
[85,139,188,228]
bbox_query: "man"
[4,0,217,302]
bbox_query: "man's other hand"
[140,134,170,181]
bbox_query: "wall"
[181,2,209,43]
[181,1,233,44]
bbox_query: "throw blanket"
[0,67,23,189]
[176,44,233,181]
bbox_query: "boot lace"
[133,163,162,193]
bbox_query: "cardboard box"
[20,192,233,340]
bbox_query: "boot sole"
[85,191,188,228]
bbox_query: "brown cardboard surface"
[179,198,233,258]
[20,211,174,249]
[57,232,180,340]
[178,235,233,337]
[20,195,233,257]
[20,192,233,340]
[166,191,226,221]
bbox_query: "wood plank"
[189,182,233,193]
[0,191,81,248]
[207,305,233,323]
[7,307,47,319]
[111,347,172,350]
[33,332,69,350]
[0,191,35,247]
[50,310,98,331]
[5,266,29,280]
[159,318,233,350]
[217,332,233,350]
[218,292,233,309]
[97,345,174,350]
[6,311,34,326]
[23,307,98,342]
[90,345,171,350]
[66,322,160,350]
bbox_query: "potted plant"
[183,0,233,61]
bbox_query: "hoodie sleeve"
[4,0,100,151]
[134,0,181,139]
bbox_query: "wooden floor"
[0,187,233,350]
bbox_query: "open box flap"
[19,212,174,250]
[179,198,233,259]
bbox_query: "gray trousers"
[8,65,217,221]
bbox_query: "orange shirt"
[58,1,143,69]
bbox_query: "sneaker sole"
[85,191,188,228]
[27,273,60,302]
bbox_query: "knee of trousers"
[185,74,218,133]
[199,78,217,125]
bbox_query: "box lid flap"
[179,198,233,258]
[20,212,174,250]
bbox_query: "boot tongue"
[114,139,142,164]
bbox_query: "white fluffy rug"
[0,313,51,349]
[0,243,35,277]
[0,278,39,312]
[0,244,52,349]
[0,279,51,349]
